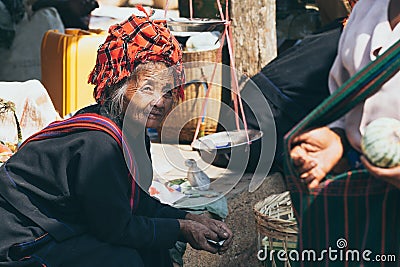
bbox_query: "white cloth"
[329,0,400,151]
[0,80,60,144]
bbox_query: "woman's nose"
[151,94,165,108]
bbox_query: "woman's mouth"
[148,112,163,119]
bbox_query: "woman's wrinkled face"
[123,62,176,129]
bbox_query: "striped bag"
[20,113,139,211]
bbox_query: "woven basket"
[159,47,222,143]
[254,191,298,267]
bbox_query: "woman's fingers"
[185,214,234,254]
[360,156,400,177]
[308,179,320,189]
[202,241,220,254]
[291,146,317,173]
[299,165,327,189]
[196,216,228,239]
[218,224,233,253]
[205,220,233,253]
[216,222,231,239]
[292,131,312,144]
[290,146,305,166]
[202,231,222,254]
[193,218,234,254]
[360,156,400,188]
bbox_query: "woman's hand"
[360,156,400,189]
[181,213,233,254]
[290,127,345,189]
[178,219,220,253]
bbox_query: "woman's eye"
[141,86,153,92]
[163,90,173,98]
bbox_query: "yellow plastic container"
[41,29,107,116]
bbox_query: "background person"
[290,0,400,189]
[288,0,400,263]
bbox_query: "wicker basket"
[254,191,298,267]
[159,47,222,143]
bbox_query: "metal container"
[167,18,225,33]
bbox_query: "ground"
[183,172,287,267]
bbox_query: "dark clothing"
[0,104,187,266]
[32,0,99,30]
[0,0,25,49]
[222,28,341,173]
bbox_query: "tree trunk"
[230,0,277,77]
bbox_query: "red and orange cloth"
[88,5,185,102]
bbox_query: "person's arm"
[74,132,233,253]
[326,2,363,131]
[326,28,350,131]
[74,132,181,249]
[137,187,233,253]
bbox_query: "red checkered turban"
[88,6,184,102]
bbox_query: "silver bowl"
[167,18,226,32]
[191,129,263,155]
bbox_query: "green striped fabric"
[283,39,400,266]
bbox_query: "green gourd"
[361,117,400,168]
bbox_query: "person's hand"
[184,213,233,253]
[360,156,400,189]
[178,219,223,253]
[290,127,344,189]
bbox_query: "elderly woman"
[0,11,232,267]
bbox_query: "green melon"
[361,117,400,168]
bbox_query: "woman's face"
[123,62,176,129]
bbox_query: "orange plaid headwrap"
[88,6,184,102]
